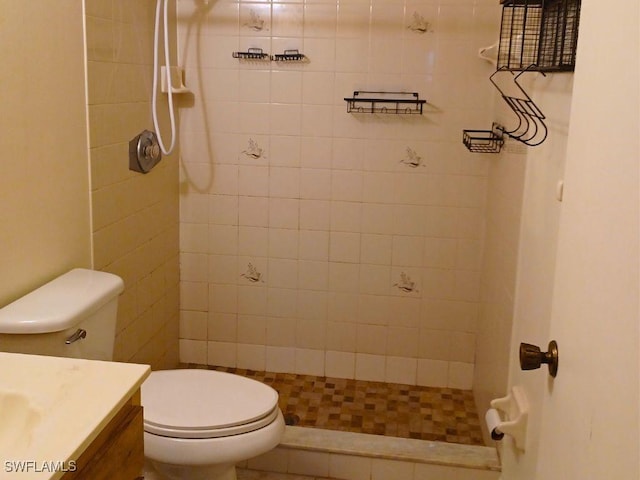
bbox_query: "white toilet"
[0,269,285,480]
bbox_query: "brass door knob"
[519,340,559,377]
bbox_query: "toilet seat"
[141,369,280,439]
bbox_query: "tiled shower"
[177,0,501,390]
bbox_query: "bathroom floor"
[185,364,484,446]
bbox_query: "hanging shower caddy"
[344,91,427,115]
[463,67,547,153]
[463,0,580,153]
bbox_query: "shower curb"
[279,426,501,472]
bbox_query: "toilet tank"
[0,269,124,361]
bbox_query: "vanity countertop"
[0,352,150,479]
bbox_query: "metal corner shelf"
[344,91,426,115]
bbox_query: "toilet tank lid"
[0,269,124,334]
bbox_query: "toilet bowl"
[141,369,285,480]
[0,269,285,480]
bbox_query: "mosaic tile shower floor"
[185,365,484,446]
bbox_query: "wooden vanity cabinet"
[62,391,144,480]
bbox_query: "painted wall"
[177,0,501,388]
[0,1,92,305]
[473,128,526,429]
[0,1,180,369]
[515,0,638,477]
[85,0,180,369]
[474,73,574,446]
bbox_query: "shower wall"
[85,0,180,369]
[178,0,501,388]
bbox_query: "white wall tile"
[325,351,356,379]
[301,137,333,169]
[295,348,325,376]
[385,356,417,385]
[355,353,386,382]
[299,200,331,230]
[270,198,300,229]
[180,311,208,340]
[181,253,209,282]
[266,346,296,373]
[239,226,269,257]
[207,341,237,367]
[270,167,300,199]
[360,264,391,295]
[371,459,415,480]
[181,281,209,311]
[329,454,371,480]
[208,312,237,342]
[237,285,268,315]
[270,136,301,167]
[210,225,239,255]
[330,232,361,263]
[358,295,391,326]
[237,314,267,345]
[417,359,449,388]
[210,284,238,314]
[448,361,474,389]
[181,223,209,254]
[269,228,299,259]
[209,194,238,225]
[386,327,419,357]
[298,261,329,291]
[267,316,297,347]
[300,169,332,200]
[237,343,266,371]
[177,0,493,386]
[247,448,289,474]
[239,165,269,196]
[332,170,363,202]
[179,339,207,364]
[239,196,269,227]
[299,230,330,261]
[414,463,500,480]
[267,288,298,318]
[288,450,330,478]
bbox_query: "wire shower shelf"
[497,0,581,72]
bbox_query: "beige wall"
[0,1,92,305]
[474,73,574,444]
[473,135,526,429]
[85,0,180,369]
[0,1,179,369]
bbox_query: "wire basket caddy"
[497,0,580,72]
[463,123,505,154]
[498,0,543,71]
[537,0,581,71]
